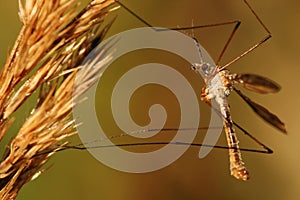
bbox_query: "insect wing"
[233,74,281,94]
[234,88,287,133]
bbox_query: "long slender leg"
[216,22,241,66]
[115,0,269,74]
[115,0,241,33]
[115,0,271,72]
[56,123,272,154]
[219,0,272,70]
[233,121,273,153]
[115,0,153,28]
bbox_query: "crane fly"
[191,40,286,180]
[52,0,287,181]
[186,0,287,180]
[110,0,287,180]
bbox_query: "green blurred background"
[0,0,299,199]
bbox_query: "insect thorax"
[191,62,234,101]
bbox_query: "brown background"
[0,0,299,199]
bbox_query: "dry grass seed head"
[0,0,118,199]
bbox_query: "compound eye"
[201,63,209,72]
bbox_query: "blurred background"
[0,0,299,199]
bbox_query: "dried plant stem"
[0,0,118,199]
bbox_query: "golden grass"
[0,0,118,199]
